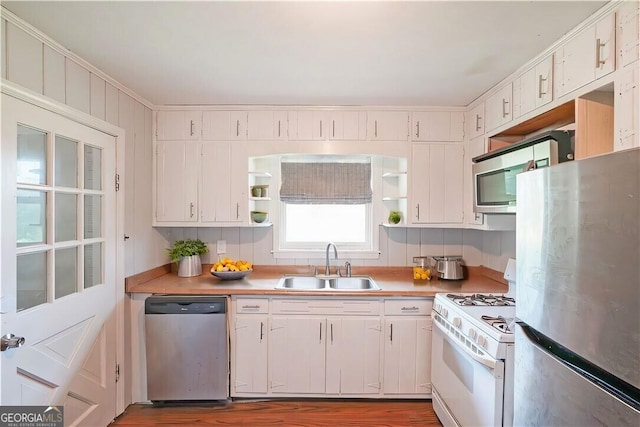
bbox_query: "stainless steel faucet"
[325,242,338,275]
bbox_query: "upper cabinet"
[513,55,553,119]
[615,65,639,151]
[289,110,327,141]
[468,103,485,140]
[485,83,513,133]
[411,111,464,142]
[554,13,616,98]
[329,111,367,141]
[618,1,640,68]
[202,111,247,141]
[368,111,409,141]
[156,110,202,140]
[247,111,288,141]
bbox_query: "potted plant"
[167,239,209,277]
[388,210,402,225]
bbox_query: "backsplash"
[157,226,516,273]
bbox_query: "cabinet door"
[618,1,640,68]
[534,56,554,108]
[412,112,464,142]
[202,111,231,140]
[233,316,268,394]
[410,144,430,223]
[156,111,201,140]
[200,141,245,222]
[485,83,512,132]
[329,111,367,140]
[247,111,288,140]
[615,65,639,151]
[368,111,409,141]
[155,141,199,222]
[383,317,432,395]
[269,316,326,394]
[468,103,485,140]
[290,111,327,140]
[594,13,616,80]
[326,317,381,395]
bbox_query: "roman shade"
[280,160,372,204]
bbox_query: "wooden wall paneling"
[43,45,65,103]
[65,58,90,114]
[90,73,106,120]
[1,19,6,79]
[105,82,119,126]
[7,21,43,93]
[118,91,136,277]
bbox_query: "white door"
[1,94,118,426]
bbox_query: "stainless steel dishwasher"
[145,295,228,402]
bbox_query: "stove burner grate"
[481,315,515,334]
[446,293,515,306]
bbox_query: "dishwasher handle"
[145,296,226,315]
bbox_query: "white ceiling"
[3,1,608,107]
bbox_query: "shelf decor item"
[167,239,209,277]
[388,210,402,225]
[251,211,268,223]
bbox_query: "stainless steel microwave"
[472,131,574,214]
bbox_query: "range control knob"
[441,307,448,318]
[477,335,488,348]
[453,317,462,328]
[468,328,477,340]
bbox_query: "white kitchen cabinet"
[555,13,615,98]
[411,111,464,142]
[618,1,639,68]
[329,111,367,141]
[200,141,246,223]
[157,110,202,140]
[269,316,327,394]
[615,65,639,151]
[326,317,382,395]
[411,143,464,224]
[513,56,553,119]
[232,298,269,394]
[485,83,513,132]
[468,102,485,140]
[382,300,432,396]
[368,111,409,141]
[289,110,328,141]
[247,111,288,140]
[155,141,199,222]
[202,111,247,141]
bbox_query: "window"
[279,156,373,252]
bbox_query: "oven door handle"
[433,317,497,370]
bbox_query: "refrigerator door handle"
[433,317,497,370]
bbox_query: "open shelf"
[248,171,272,178]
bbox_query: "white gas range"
[431,292,516,427]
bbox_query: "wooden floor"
[110,399,442,426]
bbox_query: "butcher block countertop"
[126,264,509,297]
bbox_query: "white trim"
[0,6,154,110]
[2,79,127,418]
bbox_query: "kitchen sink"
[275,275,380,291]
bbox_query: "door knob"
[1,333,25,351]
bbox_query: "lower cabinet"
[230,296,432,399]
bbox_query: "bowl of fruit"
[210,258,253,280]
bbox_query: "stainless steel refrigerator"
[514,148,640,426]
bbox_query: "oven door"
[431,317,506,427]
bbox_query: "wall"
[0,10,167,277]
[159,226,516,273]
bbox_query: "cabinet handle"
[190,120,195,136]
[260,322,264,342]
[538,75,548,98]
[374,120,378,138]
[330,323,334,343]
[190,202,194,218]
[475,114,481,131]
[390,323,393,342]
[501,98,510,118]
[319,120,323,138]
[278,120,281,138]
[416,121,420,139]
[236,203,239,219]
[595,38,606,67]
[416,204,420,220]
[319,322,322,342]
[332,120,335,138]
[236,119,240,137]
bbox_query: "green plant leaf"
[167,239,209,263]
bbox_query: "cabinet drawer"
[235,298,269,314]
[384,299,432,316]
[271,299,381,315]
